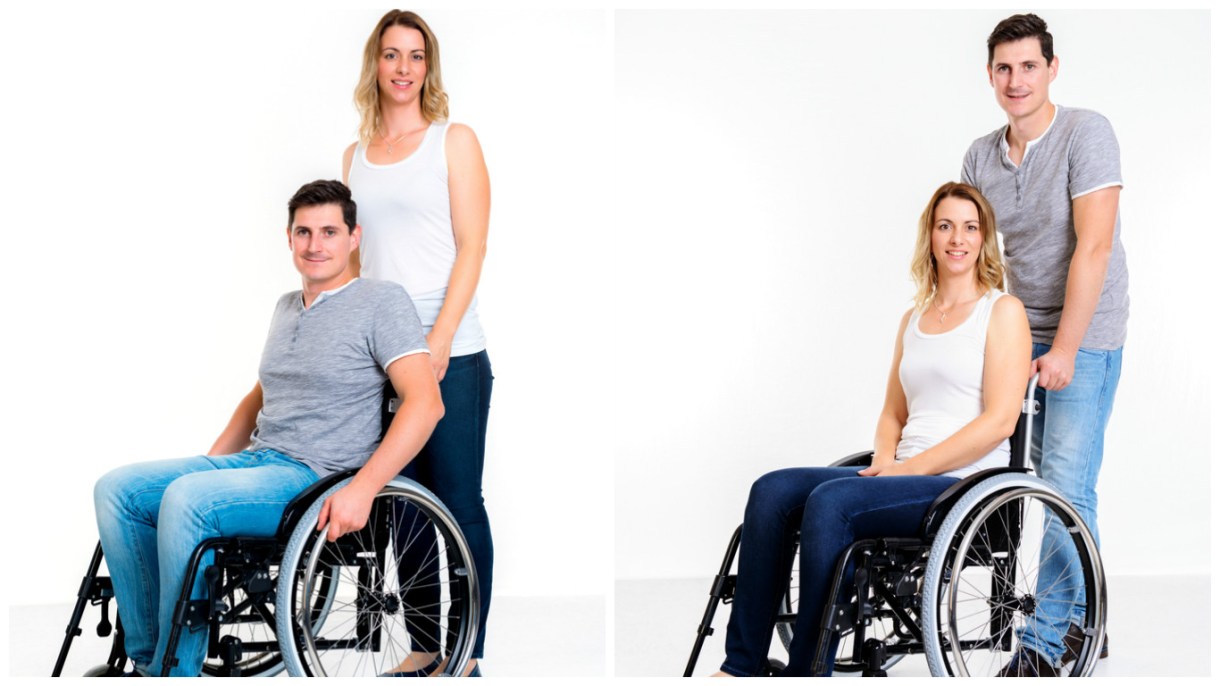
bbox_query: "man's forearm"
[1053,188,1119,354]
[348,397,444,495]
[208,383,263,456]
[1051,244,1110,354]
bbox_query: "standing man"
[961,13,1125,677]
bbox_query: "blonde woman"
[343,10,491,677]
[713,182,1030,677]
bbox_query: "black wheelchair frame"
[683,376,1107,677]
[53,384,479,678]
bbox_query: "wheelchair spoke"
[390,503,432,552]
[391,530,443,588]
[926,480,1105,677]
[1030,565,1079,599]
[281,484,478,677]
[401,608,459,646]
[953,568,1001,603]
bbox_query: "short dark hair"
[987,14,1054,66]
[287,180,357,233]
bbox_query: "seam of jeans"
[120,514,157,662]
[192,494,302,529]
[831,488,951,528]
[1072,357,1114,496]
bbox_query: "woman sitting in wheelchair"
[713,182,1031,677]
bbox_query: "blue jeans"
[396,350,494,658]
[93,449,319,676]
[1018,344,1122,663]
[720,467,957,677]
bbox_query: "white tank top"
[896,289,1010,479]
[348,121,486,356]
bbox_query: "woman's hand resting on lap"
[858,459,920,477]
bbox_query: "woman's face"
[378,25,428,106]
[930,196,983,278]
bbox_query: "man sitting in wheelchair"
[92,180,443,677]
[710,182,1042,677]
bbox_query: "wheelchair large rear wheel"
[921,473,1106,677]
[275,477,479,677]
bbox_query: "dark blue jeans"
[395,350,494,658]
[720,467,957,677]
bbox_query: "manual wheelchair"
[683,376,1107,677]
[52,387,479,677]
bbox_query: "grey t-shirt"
[962,105,1129,349]
[250,278,430,476]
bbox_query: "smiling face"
[930,196,983,281]
[288,203,360,292]
[378,25,428,108]
[988,36,1058,124]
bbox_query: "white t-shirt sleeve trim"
[1070,181,1123,200]
[385,348,432,368]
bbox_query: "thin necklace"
[380,126,422,154]
[932,293,981,324]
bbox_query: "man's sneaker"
[1063,623,1109,662]
[995,648,1058,677]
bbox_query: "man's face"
[988,37,1058,122]
[288,203,359,290]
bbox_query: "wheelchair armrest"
[920,467,1030,540]
[828,450,874,468]
[276,468,361,540]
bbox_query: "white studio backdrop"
[614,10,1211,581]
[3,5,613,605]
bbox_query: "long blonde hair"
[910,182,1005,309]
[354,10,449,144]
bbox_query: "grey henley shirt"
[249,278,429,476]
[962,105,1129,349]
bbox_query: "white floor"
[13,594,605,677]
[617,574,1210,677]
[15,574,1211,677]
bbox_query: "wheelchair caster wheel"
[82,664,125,677]
[862,638,889,677]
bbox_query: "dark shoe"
[468,664,482,677]
[1063,623,1109,662]
[83,664,144,677]
[995,648,1058,677]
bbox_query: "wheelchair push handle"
[1019,374,1040,468]
[1025,374,1039,406]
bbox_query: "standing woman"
[344,10,492,677]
